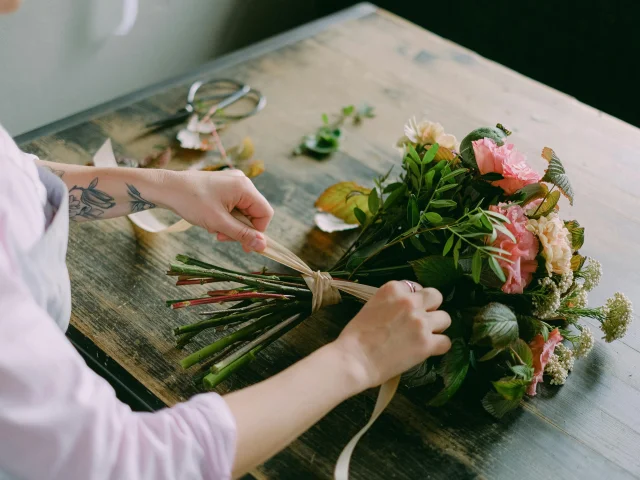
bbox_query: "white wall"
[0,0,317,135]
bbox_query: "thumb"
[216,211,267,252]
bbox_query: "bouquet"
[166,118,633,417]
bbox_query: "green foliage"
[541,147,574,205]
[482,391,521,419]
[368,188,380,215]
[470,303,519,349]
[294,103,374,157]
[429,339,470,406]
[472,250,483,284]
[410,256,463,290]
[528,190,560,219]
[565,220,584,251]
[353,207,367,225]
[492,377,527,400]
[516,182,548,206]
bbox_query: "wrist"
[143,169,181,212]
[318,340,372,398]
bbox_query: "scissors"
[145,79,266,130]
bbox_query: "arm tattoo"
[127,184,156,213]
[44,165,64,178]
[68,178,115,220]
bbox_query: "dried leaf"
[241,160,265,178]
[227,137,255,163]
[315,182,371,224]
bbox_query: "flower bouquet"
[166,118,633,417]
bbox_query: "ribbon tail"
[334,376,400,480]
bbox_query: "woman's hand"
[332,280,452,391]
[162,169,274,252]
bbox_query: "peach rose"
[473,138,541,195]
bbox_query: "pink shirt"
[0,125,236,480]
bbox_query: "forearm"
[224,343,365,478]
[38,160,170,221]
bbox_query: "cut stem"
[170,292,292,310]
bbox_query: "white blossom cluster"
[601,292,633,342]
[574,327,595,358]
[545,343,575,385]
[533,277,561,319]
[581,257,602,292]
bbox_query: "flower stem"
[202,312,305,389]
[180,306,302,369]
[170,292,293,310]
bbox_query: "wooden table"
[17,3,640,479]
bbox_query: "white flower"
[397,118,458,150]
[545,353,568,385]
[555,344,575,371]
[582,257,602,291]
[601,292,633,342]
[558,271,574,294]
[572,285,588,309]
[534,277,561,319]
[526,213,573,276]
[574,327,595,358]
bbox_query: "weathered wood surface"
[20,4,640,479]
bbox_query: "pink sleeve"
[0,218,237,479]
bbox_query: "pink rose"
[473,138,541,195]
[489,203,539,294]
[527,328,563,396]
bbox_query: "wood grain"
[19,5,640,479]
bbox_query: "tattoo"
[44,165,64,178]
[68,178,115,220]
[127,184,156,213]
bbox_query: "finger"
[216,212,267,252]
[415,287,443,311]
[234,179,274,233]
[402,280,423,293]
[426,310,451,333]
[429,334,452,356]
[216,233,232,242]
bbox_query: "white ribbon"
[92,138,398,479]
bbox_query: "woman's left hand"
[161,169,274,252]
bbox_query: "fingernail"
[249,233,265,252]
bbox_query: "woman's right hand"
[332,280,452,392]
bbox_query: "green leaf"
[423,212,443,224]
[516,182,549,206]
[409,235,426,252]
[459,126,509,169]
[407,144,421,165]
[510,364,534,381]
[342,105,355,116]
[510,338,533,367]
[407,159,420,182]
[422,143,439,164]
[528,190,560,219]
[425,170,436,191]
[565,220,585,252]
[442,169,468,182]
[571,253,586,272]
[431,199,457,208]
[484,209,510,223]
[479,348,503,361]
[435,184,458,194]
[433,161,447,172]
[540,323,549,341]
[383,182,403,193]
[488,255,506,282]
[353,207,367,225]
[410,256,463,290]
[470,303,519,349]
[492,377,527,401]
[368,189,379,215]
[407,195,420,227]
[482,391,521,419]
[453,237,462,266]
[403,360,437,387]
[483,246,511,256]
[471,250,482,284]
[321,113,329,125]
[541,147,574,205]
[443,235,455,256]
[383,184,407,209]
[429,339,469,406]
[479,214,493,232]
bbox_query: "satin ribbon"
[92,138,399,479]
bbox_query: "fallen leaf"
[315,181,371,224]
[227,137,255,163]
[241,160,264,178]
[314,212,359,232]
